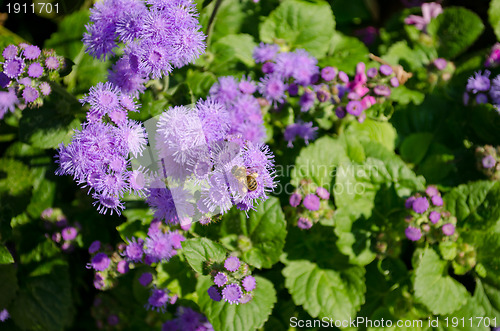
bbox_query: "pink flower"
[404,2,443,31]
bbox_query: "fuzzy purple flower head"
[405,226,422,241]
[208,286,222,302]
[289,192,302,207]
[442,223,455,236]
[222,283,242,304]
[412,197,429,214]
[139,272,153,287]
[242,275,256,292]
[303,194,320,211]
[297,217,312,230]
[224,256,240,272]
[214,272,228,287]
[90,252,111,271]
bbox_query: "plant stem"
[206,0,224,47]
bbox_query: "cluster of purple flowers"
[404,2,442,32]
[123,221,185,264]
[87,240,131,290]
[404,186,456,242]
[475,145,500,180]
[146,287,178,313]
[209,76,266,144]
[288,178,332,230]
[162,306,214,331]
[150,98,276,223]
[0,43,63,120]
[0,309,9,322]
[55,82,149,215]
[207,256,256,305]
[42,208,80,253]
[463,70,500,111]
[83,0,205,96]
[252,44,404,146]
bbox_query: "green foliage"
[414,248,469,315]
[182,238,227,275]
[489,0,500,41]
[427,7,484,59]
[260,0,335,58]
[220,197,286,269]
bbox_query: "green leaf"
[427,7,484,59]
[489,0,500,41]
[414,248,469,315]
[282,260,366,320]
[345,119,397,152]
[220,197,286,269]
[0,244,14,264]
[400,133,433,165]
[290,136,349,187]
[116,219,149,242]
[0,158,34,196]
[390,86,425,105]
[444,181,500,230]
[11,265,74,331]
[210,34,257,71]
[465,104,500,144]
[182,238,227,275]
[186,70,217,98]
[342,132,366,164]
[197,275,276,331]
[469,232,500,285]
[475,279,500,321]
[320,32,369,75]
[199,0,245,44]
[0,264,18,307]
[259,0,335,58]
[382,40,429,71]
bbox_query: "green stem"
[63,45,86,93]
[205,0,224,47]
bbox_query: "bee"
[231,166,259,193]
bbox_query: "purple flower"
[284,121,318,147]
[45,56,60,70]
[145,231,176,263]
[23,45,41,60]
[261,61,275,74]
[442,223,455,236]
[242,275,256,292]
[425,186,439,197]
[346,100,363,116]
[222,283,242,304]
[289,192,302,207]
[0,309,9,322]
[124,237,144,262]
[258,75,287,106]
[80,81,121,120]
[429,211,441,224]
[224,256,240,272]
[139,272,153,286]
[90,252,111,271]
[107,314,119,326]
[486,43,500,68]
[62,227,77,241]
[214,272,228,287]
[239,76,257,94]
[22,86,39,103]
[431,195,443,206]
[412,197,429,214]
[89,240,101,254]
[366,67,378,78]
[3,57,25,78]
[117,260,129,274]
[207,286,222,301]
[335,107,346,119]
[321,66,337,81]
[379,65,393,76]
[27,62,44,78]
[405,226,422,241]
[404,2,442,31]
[373,85,391,96]
[482,155,496,169]
[338,71,349,83]
[299,89,315,112]
[316,187,330,200]
[39,82,51,96]
[209,76,240,104]
[476,93,488,104]
[467,71,491,93]
[390,76,400,87]
[490,76,500,104]
[297,217,312,229]
[196,98,230,144]
[433,58,447,70]
[253,43,279,63]
[147,288,170,312]
[3,45,18,59]
[303,194,320,211]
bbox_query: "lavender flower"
[303,194,320,211]
[242,275,256,292]
[144,231,177,263]
[0,309,9,322]
[442,223,455,236]
[224,256,240,272]
[405,226,422,241]
[90,253,111,271]
[379,65,393,76]
[431,195,443,206]
[222,283,242,304]
[467,71,491,94]
[89,240,101,254]
[124,237,144,262]
[147,288,170,312]
[316,187,330,200]
[412,197,429,213]
[253,43,279,63]
[297,217,312,229]
[62,227,77,241]
[429,211,441,224]
[289,192,302,207]
[207,286,222,301]
[321,66,337,81]
[258,74,287,106]
[214,272,228,287]
[284,122,318,147]
[139,272,153,286]
[482,155,496,169]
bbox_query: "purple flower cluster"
[162,306,214,331]
[404,186,456,242]
[152,99,276,222]
[146,287,177,312]
[123,229,185,265]
[209,76,266,144]
[252,45,403,146]
[55,85,148,215]
[475,145,500,180]
[207,256,256,305]
[83,0,205,96]
[287,179,332,230]
[42,208,80,253]
[404,2,442,32]
[0,44,63,120]
[463,70,500,110]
